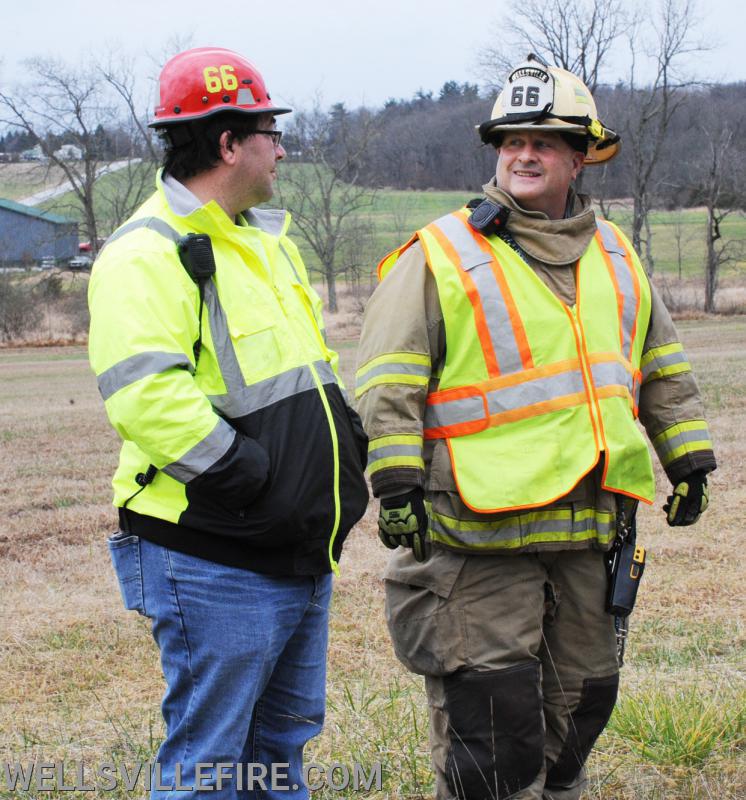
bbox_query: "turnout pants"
[385,549,619,800]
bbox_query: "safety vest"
[384,208,655,513]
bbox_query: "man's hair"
[489,130,589,156]
[159,112,263,181]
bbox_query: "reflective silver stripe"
[642,349,688,381]
[430,511,614,546]
[368,444,422,463]
[210,360,337,419]
[203,280,245,394]
[279,242,303,284]
[591,361,633,394]
[97,351,194,401]
[243,208,288,237]
[356,360,431,388]
[432,214,524,374]
[101,217,180,252]
[425,369,585,430]
[162,417,236,483]
[597,220,637,358]
[486,370,584,414]
[425,394,485,430]
[656,427,712,462]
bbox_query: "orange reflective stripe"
[616,228,642,361]
[455,214,534,371]
[424,360,589,439]
[596,229,626,355]
[425,222,501,377]
[595,221,642,361]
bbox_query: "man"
[356,55,715,800]
[88,47,368,799]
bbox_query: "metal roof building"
[0,198,78,264]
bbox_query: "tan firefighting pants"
[385,549,619,800]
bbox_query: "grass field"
[9,158,743,292]
[0,316,744,798]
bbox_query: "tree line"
[0,0,743,316]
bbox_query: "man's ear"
[218,130,238,165]
[571,151,585,181]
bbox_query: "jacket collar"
[157,170,291,239]
[482,177,597,266]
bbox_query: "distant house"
[53,144,83,161]
[0,199,78,264]
[20,145,47,162]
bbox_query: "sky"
[2,0,745,114]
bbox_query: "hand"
[664,471,709,526]
[378,488,428,562]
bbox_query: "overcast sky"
[2,0,745,113]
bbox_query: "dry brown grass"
[0,318,744,798]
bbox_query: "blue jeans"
[108,533,332,799]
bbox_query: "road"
[19,159,141,205]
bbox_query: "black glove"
[378,488,428,562]
[664,471,709,526]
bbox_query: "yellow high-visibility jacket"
[89,173,368,574]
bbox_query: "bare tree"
[278,104,378,312]
[477,0,627,92]
[618,0,704,272]
[0,56,158,254]
[693,125,746,312]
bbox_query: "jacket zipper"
[308,361,342,575]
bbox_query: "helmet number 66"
[203,65,239,93]
[511,86,540,107]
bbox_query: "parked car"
[40,257,57,270]
[68,255,93,270]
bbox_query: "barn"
[0,198,78,265]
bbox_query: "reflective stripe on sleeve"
[641,342,691,383]
[355,352,431,398]
[652,420,713,467]
[161,417,236,483]
[97,351,194,401]
[367,433,424,475]
[429,507,615,550]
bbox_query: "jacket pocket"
[228,310,282,378]
[107,532,146,616]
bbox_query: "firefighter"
[356,55,716,800]
[88,47,368,799]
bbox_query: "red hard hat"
[149,46,291,128]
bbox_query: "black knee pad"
[546,673,619,789]
[443,661,543,799]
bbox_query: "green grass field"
[14,160,743,286]
[0,318,744,798]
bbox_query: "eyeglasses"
[254,130,283,146]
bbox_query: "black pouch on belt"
[606,501,646,617]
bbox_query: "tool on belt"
[606,497,646,665]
